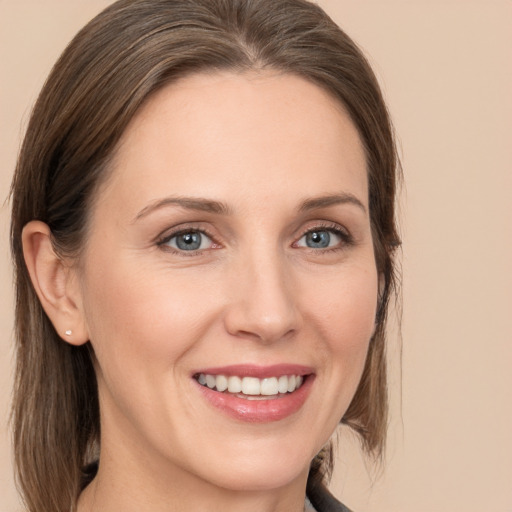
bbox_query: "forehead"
[101,71,368,216]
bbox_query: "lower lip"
[195,376,314,423]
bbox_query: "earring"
[65,330,72,336]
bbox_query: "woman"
[10,0,400,511]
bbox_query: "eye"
[162,230,214,252]
[296,228,345,249]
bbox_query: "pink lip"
[193,364,313,378]
[193,364,315,423]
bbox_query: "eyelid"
[156,224,221,253]
[154,220,353,255]
[293,221,353,248]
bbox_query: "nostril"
[222,263,301,343]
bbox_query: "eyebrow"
[299,193,367,214]
[134,196,231,221]
[134,191,366,222]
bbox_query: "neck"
[77,453,309,512]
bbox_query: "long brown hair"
[10,0,401,510]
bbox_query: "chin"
[186,441,315,493]
[207,463,308,493]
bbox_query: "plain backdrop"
[1,1,511,511]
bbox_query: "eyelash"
[156,225,218,256]
[296,222,354,252]
[156,222,353,256]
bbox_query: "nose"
[223,250,301,344]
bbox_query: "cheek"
[79,259,225,443]
[312,263,378,345]
[80,259,217,378]
[306,262,378,400]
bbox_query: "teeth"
[216,374,228,392]
[287,375,296,392]
[197,373,305,396]
[242,377,260,395]
[278,375,289,393]
[227,376,242,393]
[261,377,278,396]
[205,374,216,389]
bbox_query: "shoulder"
[306,482,353,512]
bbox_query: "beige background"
[1,1,511,511]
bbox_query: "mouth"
[192,365,314,422]
[194,373,305,400]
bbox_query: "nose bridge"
[225,243,299,343]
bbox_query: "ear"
[22,221,89,346]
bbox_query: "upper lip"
[192,364,314,378]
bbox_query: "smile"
[195,373,304,399]
[193,365,314,422]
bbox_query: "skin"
[23,71,378,512]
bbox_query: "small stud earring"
[65,330,72,336]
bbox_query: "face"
[75,72,378,493]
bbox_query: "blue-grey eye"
[166,231,212,251]
[297,229,342,249]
